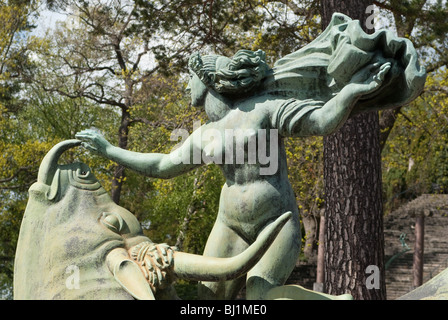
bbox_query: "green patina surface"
[15,13,430,300]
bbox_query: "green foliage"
[0,0,38,112]
[382,68,448,212]
[0,1,41,295]
[1,0,447,297]
[141,165,224,253]
[285,136,324,216]
[173,279,199,300]
[0,89,117,295]
[284,135,324,259]
[132,0,321,64]
[117,75,224,253]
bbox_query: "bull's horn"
[172,211,292,281]
[37,139,81,185]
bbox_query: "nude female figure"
[76,52,390,300]
[76,14,425,300]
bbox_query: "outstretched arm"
[295,62,391,136]
[75,129,202,179]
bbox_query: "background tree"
[0,0,41,298]
[28,0,325,252]
[375,0,448,149]
[31,0,318,205]
[382,68,448,212]
[374,1,448,209]
[29,0,170,204]
[320,0,387,300]
[320,0,447,300]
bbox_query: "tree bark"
[379,108,401,152]
[301,212,318,261]
[413,214,425,288]
[321,0,372,30]
[111,108,130,204]
[321,0,386,300]
[315,212,326,292]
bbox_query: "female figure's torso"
[201,97,299,241]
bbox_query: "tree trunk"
[301,212,318,261]
[413,214,425,288]
[379,108,401,152]
[314,211,326,292]
[321,0,386,300]
[321,0,371,29]
[111,108,130,204]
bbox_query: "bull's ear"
[46,169,60,201]
[28,182,51,203]
[113,259,156,300]
[106,248,155,300]
[28,168,61,202]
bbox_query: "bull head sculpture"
[13,140,291,300]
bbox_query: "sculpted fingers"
[129,241,176,291]
[368,62,391,92]
[75,129,110,156]
[75,129,97,141]
[79,141,98,153]
[376,62,391,82]
[148,248,163,268]
[350,61,392,96]
[166,247,174,267]
[148,243,174,268]
[157,243,174,267]
[76,130,97,150]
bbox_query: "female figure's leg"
[197,219,249,300]
[245,215,301,300]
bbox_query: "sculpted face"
[186,72,208,107]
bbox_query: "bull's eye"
[101,212,123,233]
[67,163,102,191]
[77,168,91,178]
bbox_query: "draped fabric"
[270,98,324,137]
[265,13,427,135]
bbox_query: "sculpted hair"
[188,49,270,95]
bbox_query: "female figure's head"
[186,49,270,107]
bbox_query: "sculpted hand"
[147,243,175,269]
[129,241,176,291]
[144,243,176,290]
[75,129,112,157]
[348,62,391,97]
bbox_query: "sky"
[33,7,67,36]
